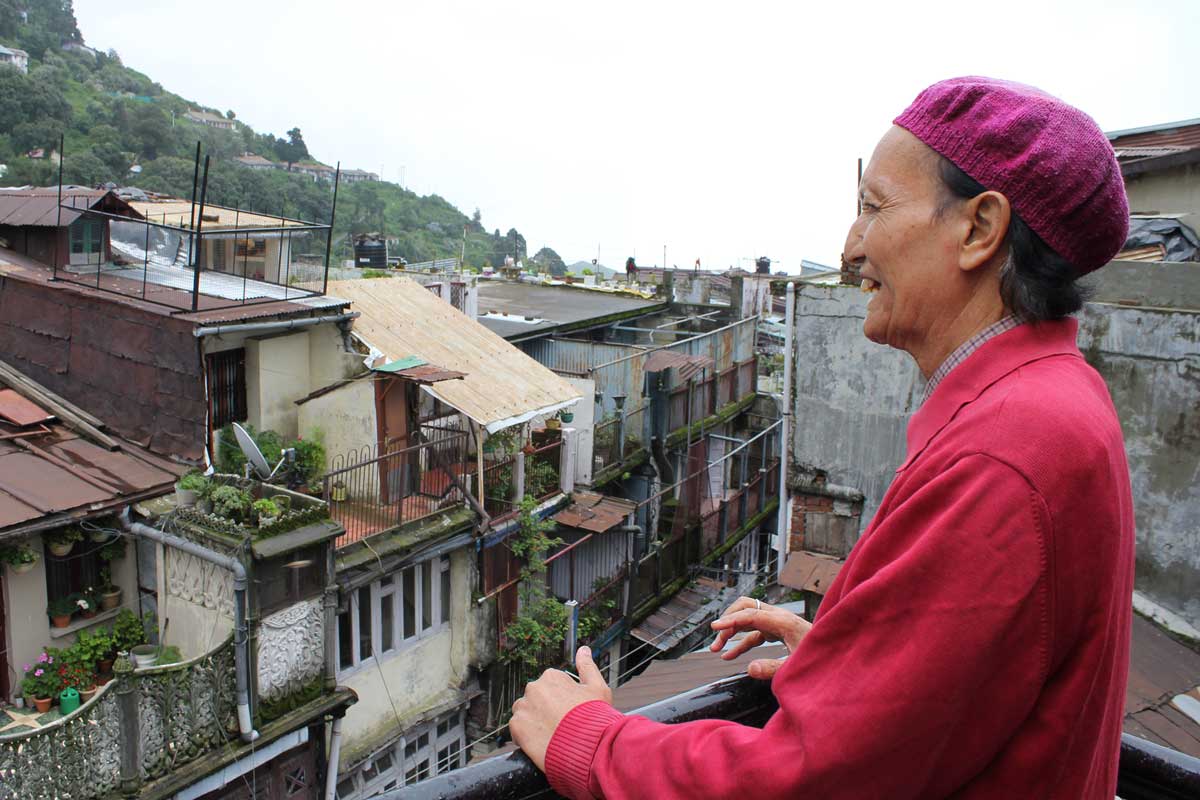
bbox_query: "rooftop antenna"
[231,422,294,481]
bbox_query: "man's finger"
[748,658,784,681]
[575,646,606,687]
[720,630,765,660]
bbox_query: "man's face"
[844,127,964,357]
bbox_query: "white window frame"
[336,708,467,799]
[337,554,451,677]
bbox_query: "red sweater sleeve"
[544,453,1053,800]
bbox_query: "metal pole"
[186,142,201,270]
[322,163,341,296]
[564,600,579,664]
[52,133,64,280]
[190,156,211,311]
[776,283,795,582]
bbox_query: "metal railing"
[381,671,1200,800]
[482,453,518,519]
[323,430,469,545]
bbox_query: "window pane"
[381,589,395,651]
[337,609,353,670]
[358,585,373,660]
[421,560,433,630]
[440,559,451,625]
[403,567,416,638]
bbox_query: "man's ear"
[959,190,1011,273]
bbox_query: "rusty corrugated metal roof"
[0,188,142,228]
[780,550,843,595]
[327,277,581,431]
[1109,121,1200,151]
[612,642,789,712]
[0,387,55,426]
[0,372,180,536]
[643,349,715,381]
[553,490,636,532]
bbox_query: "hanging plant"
[500,498,567,669]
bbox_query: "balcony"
[376,671,1200,799]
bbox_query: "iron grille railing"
[323,430,469,545]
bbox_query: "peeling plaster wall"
[789,282,1200,626]
[296,377,376,473]
[1076,303,1200,625]
[789,284,921,533]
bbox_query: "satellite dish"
[232,423,272,478]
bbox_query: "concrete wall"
[788,281,1200,626]
[246,331,312,439]
[789,284,921,530]
[1123,163,1200,227]
[3,531,139,701]
[339,547,473,763]
[297,377,377,472]
[1076,302,1200,625]
[156,544,234,659]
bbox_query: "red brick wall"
[788,490,863,558]
[0,276,208,460]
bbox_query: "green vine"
[500,498,567,669]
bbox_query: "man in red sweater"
[511,77,1135,799]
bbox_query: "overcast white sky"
[75,0,1199,272]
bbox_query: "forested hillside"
[0,0,540,267]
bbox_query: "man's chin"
[862,318,888,345]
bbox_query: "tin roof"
[779,550,844,596]
[643,349,715,381]
[327,277,581,432]
[612,642,790,712]
[0,366,181,537]
[553,490,636,532]
[128,198,312,230]
[0,187,141,228]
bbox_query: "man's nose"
[843,216,866,268]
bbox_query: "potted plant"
[270,493,293,513]
[211,485,251,522]
[545,415,562,431]
[559,409,575,424]
[75,627,112,673]
[175,470,209,507]
[60,648,94,707]
[22,662,56,713]
[77,589,99,619]
[48,595,76,628]
[0,541,38,574]
[44,525,84,557]
[98,565,122,611]
[113,608,146,654]
[130,643,158,669]
[252,498,281,527]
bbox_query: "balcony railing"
[323,430,470,546]
[377,670,1200,799]
[0,636,238,800]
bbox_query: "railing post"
[514,450,526,503]
[718,500,728,546]
[559,428,576,495]
[738,453,749,526]
[113,653,141,797]
[564,600,579,663]
[614,394,627,461]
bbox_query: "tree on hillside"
[130,104,171,159]
[0,69,71,137]
[531,246,566,276]
[275,127,309,169]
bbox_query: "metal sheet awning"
[780,551,844,596]
[373,355,466,385]
[0,388,55,426]
[553,491,636,533]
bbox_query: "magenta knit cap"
[894,76,1128,276]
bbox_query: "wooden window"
[207,349,247,430]
[44,530,102,608]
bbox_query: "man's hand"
[709,596,813,680]
[511,645,613,772]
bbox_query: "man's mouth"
[860,277,881,293]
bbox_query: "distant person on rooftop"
[512,76,1134,799]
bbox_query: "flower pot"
[130,644,158,669]
[12,696,24,709]
[50,613,72,628]
[89,530,109,543]
[33,697,51,713]
[546,418,562,430]
[271,494,292,512]
[47,541,74,557]
[79,685,98,704]
[560,412,574,423]
[174,484,198,507]
[11,560,35,575]
[100,588,122,611]
[98,658,114,674]
[81,608,97,619]
[197,498,213,514]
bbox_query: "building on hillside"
[0,187,143,270]
[234,152,278,171]
[61,41,98,58]
[291,163,337,182]
[341,168,379,184]
[0,44,29,73]
[183,109,235,130]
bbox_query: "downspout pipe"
[192,311,359,338]
[776,283,795,583]
[324,715,345,800]
[120,510,260,743]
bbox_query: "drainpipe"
[191,311,359,338]
[120,509,260,743]
[324,715,345,800]
[776,283,795,583]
